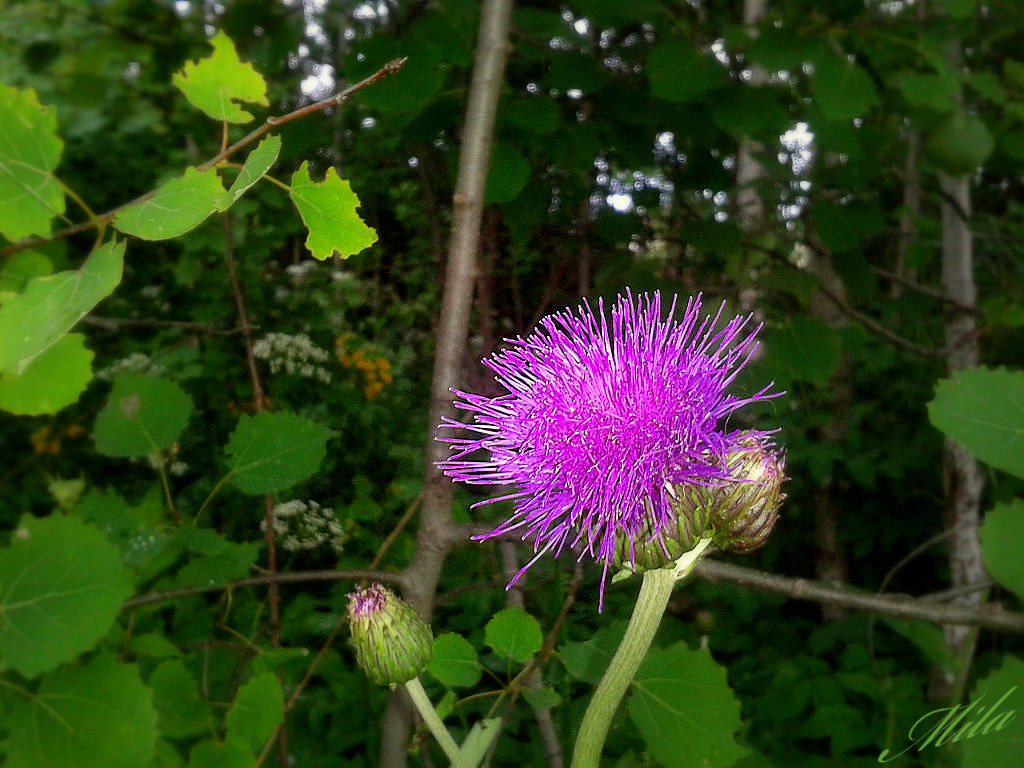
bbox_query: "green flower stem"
[404,676,471,768]
[571,538,714,768]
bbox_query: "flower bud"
[706,432,785,553]
[612,433,784,574]
[347,583,433,686]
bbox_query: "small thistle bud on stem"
[347,583,433,686]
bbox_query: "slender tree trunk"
[378,3,515,766]
[935,170,985,699]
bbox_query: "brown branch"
[0,59,406,259]
[695,559,1024,634]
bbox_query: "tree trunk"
[377,2,515,767]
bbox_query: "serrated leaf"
[221,134,281,209]
[428,632,481,688]
[114,166,227,240]
[0,240,123,376]
[0,514,133,679]
[151,660,214,739]
[172,31,268,123]
[629,643,750,768]
[225,411,331,494]
[980,500,1024,601]
[93,375,194,458]
[0,332,93,414]
[812,54,880,122]
[225,672,284,752]
[4,654,158,768]
[0,83,65,240]
[960,656,1024,768]
[927,367,1024,478]
[289,162,377,260]
[174,538,260,588]
[484,607,543,663]
[646,38,728,104]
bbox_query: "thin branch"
[0,59,406,259]
[695,559,1024,634]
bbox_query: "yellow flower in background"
[335,335,393,400]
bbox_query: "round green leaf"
[225,672,284,751]
[0,240,123,376]
[289,161,378,260]
[428,632,481,689]
[0,82,65,240]
[0,513,133,679]
[981,500,1024,601]
[812,54,880,122]
[225,411,331,494]
[629,643,751,768]
[485,143,530,204]
[484,607,543,663]
[151,660,214,739]
[925,110,995,174]
[0,332,93,415]
[93,375,194,458]
[927,367,1024,478]
[4,654,158,768]
[647,38,727,104]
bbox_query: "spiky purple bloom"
[438,291,777,606]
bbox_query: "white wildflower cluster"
[262,500,346,555]
[253,333,332,383]
[95,352,168,381]
[285,261,318,284]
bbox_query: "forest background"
[1,1,1024,767]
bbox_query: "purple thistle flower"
[438,290,778,607]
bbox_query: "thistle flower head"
[438,290,779,607]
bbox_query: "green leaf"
[0,513,133,679]
[221,135,281,209]
[3,654,158,768]
[559,623,624,684]
[225,410,331,494]
[981,500,1024,601]
[484,607,543,663]
[629,643,750,768]
[0,249,53,294]
[458,718,502,768]
[172,31,268,123]
[187,740,256,768]
[0,83,65,240]
[0,240,123,376]
[289,161,377,260]
[174,538,260,588]
[523,686,561,708]
[225,672,284,752]
[760,317,840,388]
[93,375,194,458]
[485,142,530,204]
[812,54,880,122]
[925,110,995,174]
[150,660,214,739]
[647,38,728,104]
[893,71,959,112]
[927,367,1024,478]
[428,632,481,688]
[0,332,93,414]
[880,617,956,674]
[1004,59,1024,89]
[961,655,1024,768]
[114,166,227,240]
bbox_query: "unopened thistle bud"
[613,432,785,573]
[347,583,433,686]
